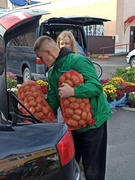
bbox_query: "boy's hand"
[58,83,74,98]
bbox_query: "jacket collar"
[56,47,74,61]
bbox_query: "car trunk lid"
[42,16,110,26]
[0,8,50,120]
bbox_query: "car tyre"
[23,67,31,82]
[130,57,135,66]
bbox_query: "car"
[41,16,109,53]
[5,8,50,82]
[0,8,80,180]
[6,14,109,82]
[126,49,135,66]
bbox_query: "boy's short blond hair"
[34,36,57,52]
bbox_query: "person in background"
[57,30,87,56]
[76,41,87,56]
[57,30,80,54]
[33,35,112,180]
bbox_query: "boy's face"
[36,49,55,68]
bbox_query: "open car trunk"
[41,16,110,54]
[0,8,50,120]
[42,16,110,26]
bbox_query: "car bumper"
[126,55,130,64]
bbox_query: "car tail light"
[36,57,44,64]
[57,129,75,166]
[87,52,91,58]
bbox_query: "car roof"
[42,16,110,26]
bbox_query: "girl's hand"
[58,83,74,98]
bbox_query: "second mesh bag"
[59,70,95,130]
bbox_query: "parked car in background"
[0,8,80,180]
[5,10,49,82]
[6,15,109,82]
[126,49,135,66]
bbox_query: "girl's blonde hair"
[56,30,79,54]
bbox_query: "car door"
[0,8,50,119]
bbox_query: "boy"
[34,36,111,180]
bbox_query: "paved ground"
[106,107,135,180]
[92,55,128,80]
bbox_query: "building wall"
[115,0,135,51]
[114,0,126,52]
[42,0,117,36]
[123,0,135,50]
[0,0,7,8]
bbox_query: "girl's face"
[59,36,72,49]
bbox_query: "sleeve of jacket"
[71,56,103,98]
[46,69,59,113]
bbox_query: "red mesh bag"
[59,70,95,130]
[17,80,55,123]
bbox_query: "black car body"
[6,14,110,81]
[0,123,80,180]
[0,8,80,180]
